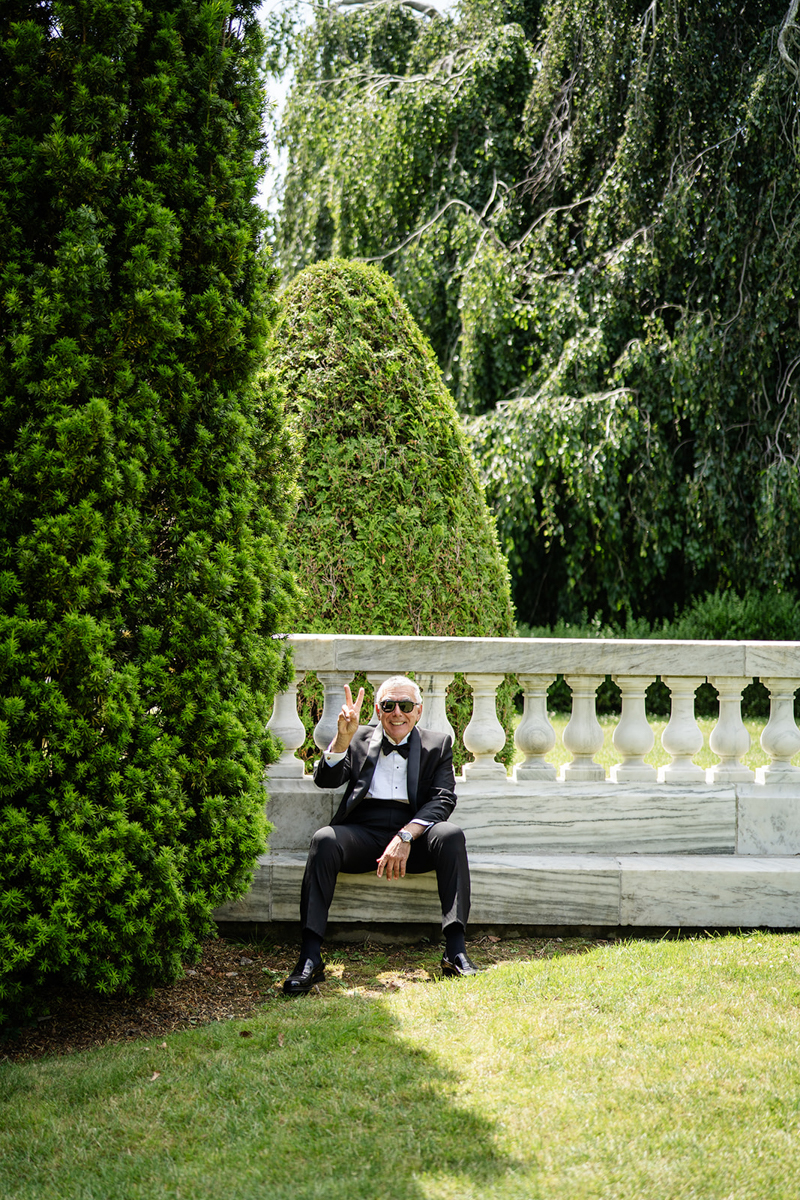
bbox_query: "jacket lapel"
[346,724,384,813]
[407,726,421,810]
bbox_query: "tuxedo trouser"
[300,799,470,938]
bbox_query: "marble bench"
[215,852,800,930]
[214,633,800,933]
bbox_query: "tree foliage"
[273,0,800,626]
[269,257,516,768]
[0,0,295,1024]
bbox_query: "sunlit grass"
[4,933,800,1199]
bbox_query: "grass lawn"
[4,931,800,1199]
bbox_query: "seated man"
[283,675,478,995]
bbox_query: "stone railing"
[269,633,800,787]
[214,634,800,931]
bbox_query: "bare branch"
[497,386,637,410]
[521,69,579,203]
[337,0,442,17]
[511,194,596,252]
[719,244,750,331]
[778,0,800,78]
[357,197,507,263]
[288,42,491,97]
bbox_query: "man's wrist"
[328,735,352,754]
[397,828,414,844]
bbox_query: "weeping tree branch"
[337,0,442,17]
[778,0,800,77]
[496,386,637,410]
[357,196,508,262]
[288,39,492,96]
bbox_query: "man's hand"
[330,684,365,753]
[376,835,411,880]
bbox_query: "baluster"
[657,676,705,783]
[707,676,752,783]
[313,671,352,751]
[757,677,800,784]
[462,673,507,778]
[514,674,557,780]
[366,672,386,726]
[417,672,456,743]
[611,675,657,783]
[561,675,605,782]
[266,674,307,777]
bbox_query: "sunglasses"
[378,698,417,714]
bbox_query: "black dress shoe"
[282,958,326,996]
[441,952,480,978]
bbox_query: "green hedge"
[269,259,516,769]
[0,2,294,1028]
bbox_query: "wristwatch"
[398,829,413,843]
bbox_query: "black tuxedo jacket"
[313,724,457,827]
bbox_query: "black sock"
[444,924,466,961]
[298,929,323,968]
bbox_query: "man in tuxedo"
[282,675,477,995]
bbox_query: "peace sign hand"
[331,683,365,752]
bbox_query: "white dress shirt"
[323,733,432,826]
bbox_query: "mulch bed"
[1,938,296,1065]
[1,933,598,1066]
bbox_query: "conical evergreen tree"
[0,2,295,1023]
[270,258,515,769]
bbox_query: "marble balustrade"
[269,632,800,795]
[213,634,800,930]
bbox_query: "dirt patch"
[1,933,602,1065]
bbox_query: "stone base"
[236,774,800,932]
[450,780,735,854]
[214,852,800,930]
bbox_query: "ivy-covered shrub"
[0,2,295,1027]
[270,258,516,769]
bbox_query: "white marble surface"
[619,855,800,927]
[287,632,800,679]
[264,852,622,925]
[214,851,800,929]
[735,784,800,854]
[467,854,621,924]
[264,777,341,852]
[452,782,735,854]
[263,776,800,858]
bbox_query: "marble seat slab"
[214,852,800,929]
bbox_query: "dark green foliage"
[0,2,295,1025]
[269,258,515,768]
[523,587,800,716]
[272,0,800,627]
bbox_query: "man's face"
[376,684,422,743]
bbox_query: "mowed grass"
[534,714,784,774]
[4,933,800,1199]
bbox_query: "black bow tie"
[382,736,410,759]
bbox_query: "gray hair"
[375,675,422,706]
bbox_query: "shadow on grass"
[250,994,520,1197]
[0,991,521,1200]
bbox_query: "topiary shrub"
[0,2,295,1028]
[270,258,516,770]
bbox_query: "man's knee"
[308,825,342,865]
[427,822,466,855]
